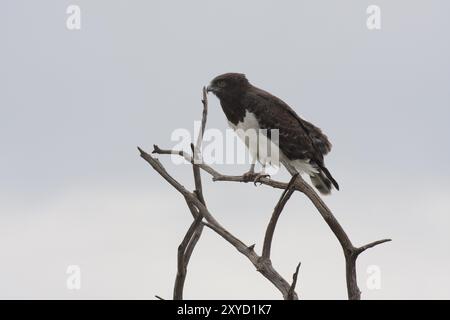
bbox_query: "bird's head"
[207,73,250,98]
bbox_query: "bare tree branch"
[139,148,299,299]
[184,224,204,265]
[194,86,208,156]
[173,90,209,300]
[287,262,301,300]
[149,145,391,299]
[151,147,391,299]
[152,145,224,178]
[202,220,297,300]
[191,144,206,206]
[174,214,203,300]
[140,89,300,299]
[138,147,192,198]
[290,177,391,299]
[181,201,204,270]
[355,239,392,255]
[262,173,299,260]
[141,87,391,300]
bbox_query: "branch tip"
[356,238,392,255]
[152,144,161,154]
[287,262,301,300]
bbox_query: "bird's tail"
[310,166,339,195]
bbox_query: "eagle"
[206,73,339,195]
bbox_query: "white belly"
[228,111,280,166]
[228,111,318,175]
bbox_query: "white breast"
[228,111,260,131]
[228,111,280,167]
[227,111,318,176]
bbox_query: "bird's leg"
[253,164,271,186]
[242,161,271,185]
[242,163,256,182]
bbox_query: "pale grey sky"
[1,1,449,299]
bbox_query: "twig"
[355,239,392,255]
[194,86,208,156]
[287,262,301,300]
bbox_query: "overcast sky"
[1,1,449,299]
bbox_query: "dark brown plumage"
[207,73,339,194]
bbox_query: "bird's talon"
[253,174,270,186]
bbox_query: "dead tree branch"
[139,147,299,299]
[262,173,299,260]
[141,87,391,300]
[139,87,300,299]
[174,214,203,300]
[287,262,301,300]
[173,89,208,300]
[152,144,391,299]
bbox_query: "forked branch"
[140,87,391,300]
[140,87,300,299]
[139,147,299,299]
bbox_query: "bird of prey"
[206,73,339,195]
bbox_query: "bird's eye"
[217,80,226,88]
